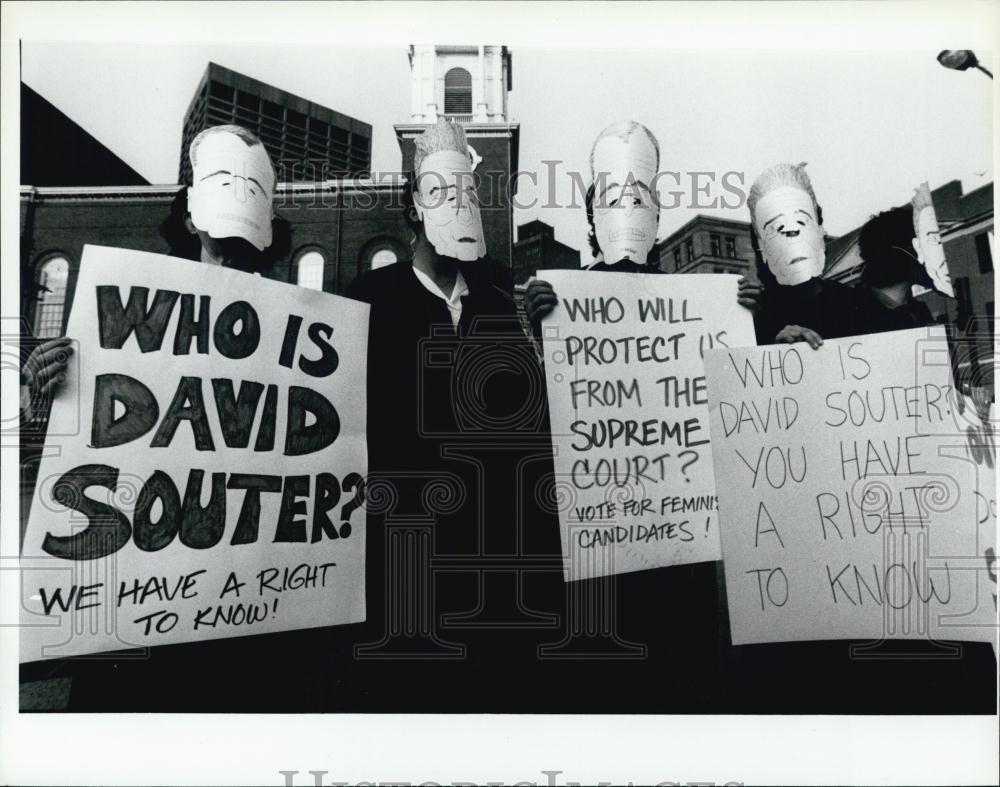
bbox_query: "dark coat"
[857,288,937,333]
[338,259,561,710]
[754,277,874,344]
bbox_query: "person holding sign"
[341,118,556,710]
[525,121,761,710]
[749,162,871,348]
[19,125,328,713]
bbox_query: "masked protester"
[749,162,871,349]
[911,181,954,297]
[339,118,556,711]
[20,125,310,712]
[733,169,995,714]
[526,121,763,333]
[524,122,761,711]
[856,205,939,332]
[184,124,278,270]
[21,125,280,425]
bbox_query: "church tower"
[395,45,520,267]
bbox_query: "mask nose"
[455,192,474,225]
[231,175,249,203]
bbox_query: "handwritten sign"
[956,393,998,657]
[704,327,997,647]
[539,270,756,581]
[20,246,369,662]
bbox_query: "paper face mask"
[415,149,487,262]
[911,183,953,297]
[188,130,276,252]
[591,129,659,264]
[753,186,825,286]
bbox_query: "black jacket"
[339,259,560,710]
[754,277,873,344]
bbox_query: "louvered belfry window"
[444,68,473,114]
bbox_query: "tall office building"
[179,62,372,183]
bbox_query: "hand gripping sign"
[20,246,368,661]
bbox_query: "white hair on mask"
[588,120,660,179]
[748,162,819,225]
[413,118,471,177]
[188,124,273,175]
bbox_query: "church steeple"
[407,45,511,124]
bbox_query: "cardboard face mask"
[415,149,486,262]
[591,131,659,264]
[188,131,276,252]
[753,186,825,286]
[911,184,953,297]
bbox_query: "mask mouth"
[789,256,810,264]
[609,228,646,242]
[458,236,477,243]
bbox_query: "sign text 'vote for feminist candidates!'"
[539,271,756,581]
[704,327,997,647]
[20,246,369,662]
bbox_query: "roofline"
[394,122,520,135]
[658,213,752,245]
[20,178,407,202]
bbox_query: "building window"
[673,248,681,270]
[975,231,993,273]
[371,248,398,270]
[710,234,721,257]
[685,239,694,262]
[714,266,726,273]
[295,249,325,291]
[726,236,737,258]
[444,68,473,115]
[33,256,70,338]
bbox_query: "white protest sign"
[953,393,998,657]
[539,270,757,581]
[704,327,997,648]
[20,245,368,662]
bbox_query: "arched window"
[444,68,473,115]
[295,249,325,291]
[371,248,398,270]
[34,256,70,338]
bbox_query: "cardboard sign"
[20,246,369,662]
[539,270,757,581]
[704,327,997,648]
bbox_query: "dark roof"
[823,228,863,274]
[21,83,148,187]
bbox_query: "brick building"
[655,215,754,275]
[19,181,412,337]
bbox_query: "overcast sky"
[21,43,994,262]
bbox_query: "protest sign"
[20,246,369,662]
[539,270,756,581]
[704,327,997,648]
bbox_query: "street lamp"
[937,50,993,78]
